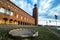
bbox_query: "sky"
[10,0,60,26]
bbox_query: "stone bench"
[9,28,38,38]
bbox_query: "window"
[27,19,28,21]
[0,8,13,16]
[24,17,26,20]
[6,10,11,15]
[0,8,6,13]
[8,5,10,8]
[21,16,23,20]
[10,12,13,16]
[16,15,18,18]
[11,7,12,8]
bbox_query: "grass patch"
[55,30,60,34]
[0,25,60,40]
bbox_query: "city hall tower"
[33,4,38,25]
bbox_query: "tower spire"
[34,4,37,8]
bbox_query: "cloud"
[18,0,33,15]
[38,0,54,14]
[19,0,27,9]
[49,5,60,15]
[38,4,60,25]
[38,0,54,25]
[38,16,46,25]
[32,0,37,4]
[38,0,60,21]
[29,0,37,5]
[48,4,60,19]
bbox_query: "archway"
[18,21,20,25]
[9,19,13,24]
[21,22,23,25]
[3,18,8,24]
[14,20,17,24]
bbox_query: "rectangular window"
[7,9,11,15]
[6,10,9,15]
[16,15,18,18]
[10,12,13,16]
[21,16,23,20]
[8,5,10,8]
[0,8,5,13]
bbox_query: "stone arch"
[14,20,17,22]
[21,21,23,25]
[18,21,20,25]
[14,20,17,24]
[3,18,8,24]
[9,19,13,23]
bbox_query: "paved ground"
[46,27,60,37]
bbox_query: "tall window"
[6,10,9,14]
[16,15,18,18]
[10,12,13,16]
[21,16,23,20]
[6,10,11,15]
[24,17,26,20]
[27,19,28,21]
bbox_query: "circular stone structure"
[9,28,38,38]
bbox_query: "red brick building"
[0,0,38,25]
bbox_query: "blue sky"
[10,0,60,25]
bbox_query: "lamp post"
[49,20,51,26]
[55,15,58,27]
